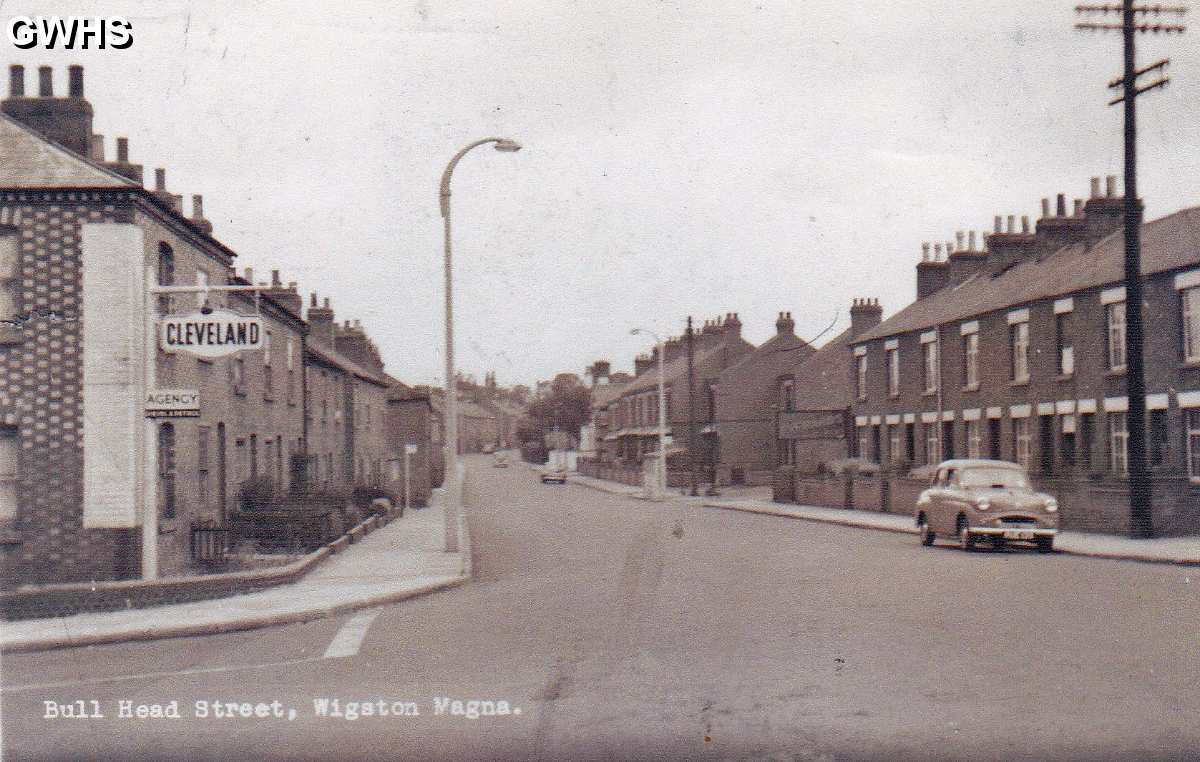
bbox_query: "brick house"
[0,66,310,582]
[714,312,814,485]
[386,384,434,508]
[595,314,753,485]
[848,178,1200,535]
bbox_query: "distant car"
[493,453,509,468]
[482,443,496,454]
[914,459,1057,552]
[540,466,567,484]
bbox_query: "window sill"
[888,393,900,400]
[1055,374,1074,382]
[961,384,980,393]
[263,395,275,403]
[1105,368,1127,378]
[922,390,939,398]
[158,521,177,535]
[1180,360,1200,370]
[1009,379,1029,387]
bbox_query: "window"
[197,426,210,513]
[195,270,209,308]
[887,349,900,397]
[157,243,174,315]
[780,379,794,412]
[263,331,273,399]
[0,228,19,320]
[1080,413,1095,471]
[1150,409,1168,468]
[158,423,176,519]
[1183,287,1200,363]
[905,423,916,462]
[0,427,18,525]
[777,439,794,466]
[1013,417,1031,469]
[857,426,869,460]
[988,418,1002,460]
[1011,321,1030,382]
[1056,313,1074,375]
[277,436,285,488]
[856,354,868,401]
[871,425,882,463]
[250,433,258,478]
[1108,412,1128,475]
[963,334,979,388]
[922,340,938,394]
[889,425,901,463]
[232,357,245,392]
[1107,302,1127,371]
[942,421,955,460]
[1187,410,1200,482]
[1061,414,1077,469]
[924,423,940,465]
[264,438,274,483]
[286,339,296,404]
[966,419,982,458]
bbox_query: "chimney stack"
[155,168,166,191]
[1090,177,1102,199]
[191,194,213,234]
[263,270,301,317]
[775,311,795,335]
[90,134,105,161]
[100,136,143,184]
[307,294,336,347]
[68,65,83,98]
[850,298,883,338]
[916,243,950,299]
[1106,175,1118,198]
[8,65,23,97]
[1056,193,1067,217]
[117,137,129,163]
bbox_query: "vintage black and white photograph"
[1,1,1198,760]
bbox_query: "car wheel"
[918,521,935,546]
[1036,537,1054,553]
[957,517,975,552]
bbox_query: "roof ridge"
[0,111,139,188]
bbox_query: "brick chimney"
[590,360,611,385]
[850,298,883,339]
[103,136,144,184]
[1081,174,1127,245]
[1032,192,1087,257]
[775,311,795,335]
[263,270,302,318]
[307,294,336,347]
[916,242,950,299]
[190,195,214,235]
[335,320,385,374]
[947,230,988,284]
[663,336,685,363]
[724,312,742,339]
[2,65,94,157]
[634,353,653,377]
[985,215,1036,275]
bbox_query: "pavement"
[0,489,470,654]
[4,455,1198,761]
[560,468,1200,566]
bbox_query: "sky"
[6,0,1199,388]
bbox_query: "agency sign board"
[145,389,200,418]
[160,309,263,359]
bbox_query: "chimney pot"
[945,241,954,258]
[37,66,52,97]
[192,194,204,220]
[1090,177,1101,199]
[323,297,330,309]
[288,282,296,290]
[67,65,83,98]
[921,242,931,261]
[1106,175,1117,198]
[955,231,965,251]
[1021,216,1030,234]
[116,137,129,163]
[244,267,253,282]
[1056,193,1067,217]
[271,269,281,286]
[934,243,943,260]
[155,168,166,192]
[8,65,24,97]
[343,320,351,329]
[1041,198,1050,218]
[1074,199,1084,217]
[968,231,977,251]
[310,292,318,307]
[90,134,105,161]
[1007,215,1016,234]
[994,216,1002,234]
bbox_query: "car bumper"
[969,526,1057,539]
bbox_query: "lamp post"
[631,328,667,500]
[439,137,522,553]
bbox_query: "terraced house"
[848,177,1200,536]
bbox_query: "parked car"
[914,459,1057,552]
[540,466,567,484]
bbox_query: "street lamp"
[631,328,667,501]
[440,137,522,553]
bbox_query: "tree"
[524,373,591,444]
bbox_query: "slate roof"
[0,112,136,189]
[305,341,390,387]
[791,327,854,411]
[855,206,1200,343]
[622,344,727,396]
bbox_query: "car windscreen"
[959,467,1029,489]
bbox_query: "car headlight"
[975,499,990,511]
[917,494,930,506]
[1044,498,1058,513]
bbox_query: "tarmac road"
[2,455,1198,761]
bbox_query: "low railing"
[190,523,231,564]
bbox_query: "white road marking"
[322,611,379,659]
[0,656,327,694]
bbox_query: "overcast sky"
[8,0,1199,387]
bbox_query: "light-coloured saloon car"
[915,459,1058,552]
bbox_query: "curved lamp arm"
[440,137,522,218]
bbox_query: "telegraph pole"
[686,316,698,496]
[1076,1,1186,539]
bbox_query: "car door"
[942,468,971,527]
[927,467,950,533]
